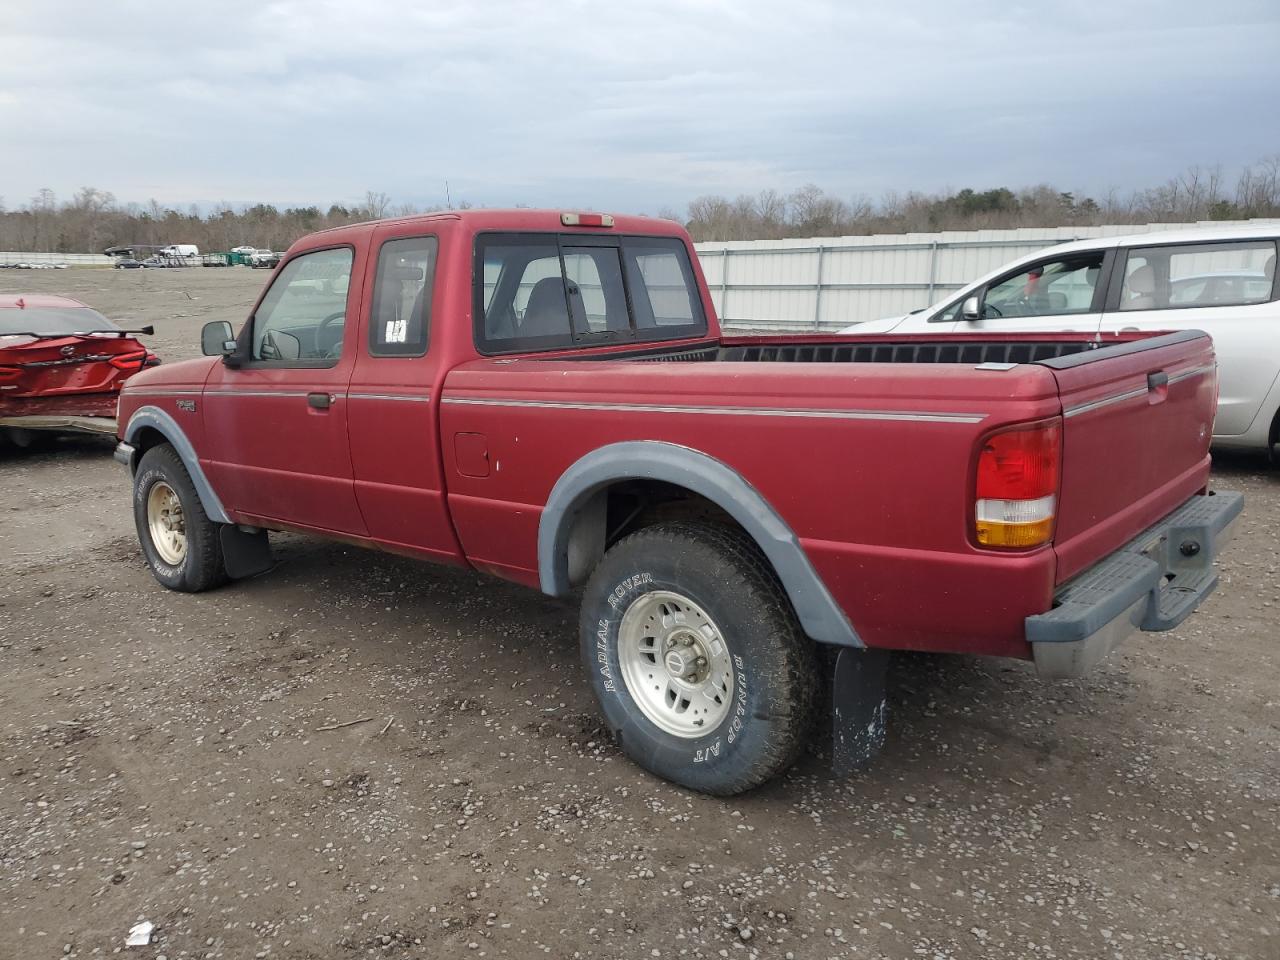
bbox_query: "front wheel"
[580,521,818,795]
[132,444,227,592]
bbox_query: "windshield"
[0,307,119,337]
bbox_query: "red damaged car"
[0,294,158,447]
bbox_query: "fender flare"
[538,440,861,647]
[122,405,231,524]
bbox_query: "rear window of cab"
[474,233,707,354]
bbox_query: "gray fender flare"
[122,405,231,524]
[537,440,861,647]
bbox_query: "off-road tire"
[580,520,818,795]
[133,444,227,592]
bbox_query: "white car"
[842,225,1279,454]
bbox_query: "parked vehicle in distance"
[249,250,281,269]
[160,244,200,258]
[0,294,158,446]
[112,210,1240,794]
[841,225,1280,455]
[114,257,144,270]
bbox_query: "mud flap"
[832,647,890,776]
[219,526,274,579]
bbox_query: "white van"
[160,244,200,258]
[843,225,1279,454]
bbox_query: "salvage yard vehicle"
[1,294,157,446]
[112,210,1241,795]
[841,225,1280,455]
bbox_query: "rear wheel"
[133,444,227,592]
[580,521,818,795]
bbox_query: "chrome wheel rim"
[617,590,734,739]
[146,481,187,566]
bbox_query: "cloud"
[0,0,1277,212]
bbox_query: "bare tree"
[362,191,392,221]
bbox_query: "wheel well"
[564,479,739,588]
[130,426,170,463]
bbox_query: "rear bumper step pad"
[1026,490,1243,679]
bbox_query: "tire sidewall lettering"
[590,569,749,764]
[133,464,185,582]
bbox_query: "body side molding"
[121,405,232,524]
[538,440,862,648]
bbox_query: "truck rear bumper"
[1027,490,1243,679]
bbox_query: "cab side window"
[1118,240,1277,311]
[981,253,1105,319]
[369,237,438,356]
[252,247,353,362]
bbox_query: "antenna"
[445,180,452,208]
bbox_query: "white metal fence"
[695,218,1280,332]
[0,251,114,267]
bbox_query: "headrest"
[1127,264,1155,295]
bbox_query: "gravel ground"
[1,269,1278,960]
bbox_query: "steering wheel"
[317,311,345,358]
[982,301,1004,317]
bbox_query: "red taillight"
[974,418,1061,548]
[561,212,614,227]
[109,349,149,371]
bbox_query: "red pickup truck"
[114,210,1242,794]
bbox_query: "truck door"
[201,244,367,535]
[345,226,466,564]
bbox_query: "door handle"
[307,392,332,410]
[1147,370,1169,404]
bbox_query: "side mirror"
[201,320,235,356]
[261,329,300,361]
[961,295,982,321]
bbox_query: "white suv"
[844,225,1279,454]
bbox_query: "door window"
[1118,240,1277,311]
[981,253,1105,319]
[251,247,353,362]
[369,236,438,356]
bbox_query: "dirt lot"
[1,268,1278,960]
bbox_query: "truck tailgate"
[1046,331,1218,584]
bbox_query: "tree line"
[1,158,1278,254]
[680,156,1280,241]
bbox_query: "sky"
[2,0,1279,215]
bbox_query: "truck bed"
[444,328,1218,659]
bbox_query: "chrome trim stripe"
[1063,387,1148,419]
[125,390,434,402]
[121,389,203,397]
[441,396,985,424]
[202,390,313,399]
[347,393,431,403]
[1168,364,1216,385]
[1064,364,1217,419]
